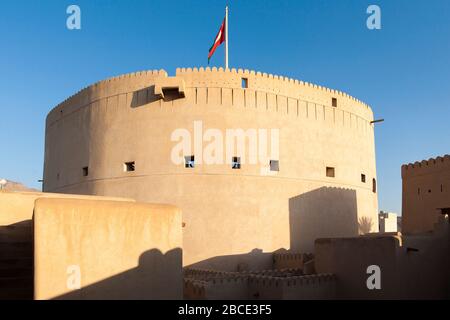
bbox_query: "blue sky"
[0,0,449,214]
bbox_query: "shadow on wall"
[358,216,374,234]
[0,220,33,300]
[52,248,182,300]
[188,187,364,271]
[289,187,359,253]
[131,85,183,108]
[186,249,277,272]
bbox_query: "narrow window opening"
[372,178,377,193]
[418,188,421,195]
[332,97,337,107]
[441,184,443,192]
[232,157,241,169]
[124,161,135,172]
[270,160,279,172]
[326,167,335,178]
[241,78,248,89]
[361,174,366,183]
[428,189,432,193]
[185,155,195,168]
[82,167,89,177]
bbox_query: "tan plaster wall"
[43,67,379,269]
[248,274,336,300]
[402,155,450,234]
[379,212,398,233]
[315,235,401,299]
[0,190,134,226]
[33,198,182,300]
[315,220,450,299]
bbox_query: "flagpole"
[225,6,229,69]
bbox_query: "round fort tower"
[44,67,379,270]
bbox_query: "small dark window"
[241,78,248,89]
[418,188,421,195]
[332,97,337,107]
[428,189,432,193]
[326,167,335,178]
[441,185,443,192]
[124,161,135,172]
[270,160,279,172]
[57,173,60,180]
[82,167,89,177]
[185,156,195,168]
[232,157,241,169]
[372,178,377,193]
[361,174,366,183]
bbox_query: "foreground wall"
[315,218,450,299]
[43,67,379,269]
[0,190,133,226]
[33,198,182,300]
[402,155,450,234]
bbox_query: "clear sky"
[0,0,449,214]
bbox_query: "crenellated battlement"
[247,273,335,286]
[184,267,334,285]
[184,268,236,278]
[47,69,168,125]
[45,65,376,138]
[57,69,167,107]
[175,67,371,110]
[183,271,337,299]
[184,267,300,281]
[402,154,450,178]
[49,67,373,126]
[183,278,208,299]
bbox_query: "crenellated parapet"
[247,273,336,299]
[46,69,168,126]
[247,273,336,287]
[184,268,242,281]
[47,67,374,128]
[175,67,370,109]
[183,267,337,299]
[402,154,450,178]
[273,252,314,270]
[183,278,208,300]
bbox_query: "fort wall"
[43,68,379,269]
[0,190,134,225]
[33,198,182,299]
[272,252,313,270]
[315,220,450,299]
[183,268,336,300]
[401,155,450,233]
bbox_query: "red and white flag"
[208,18,226,64]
